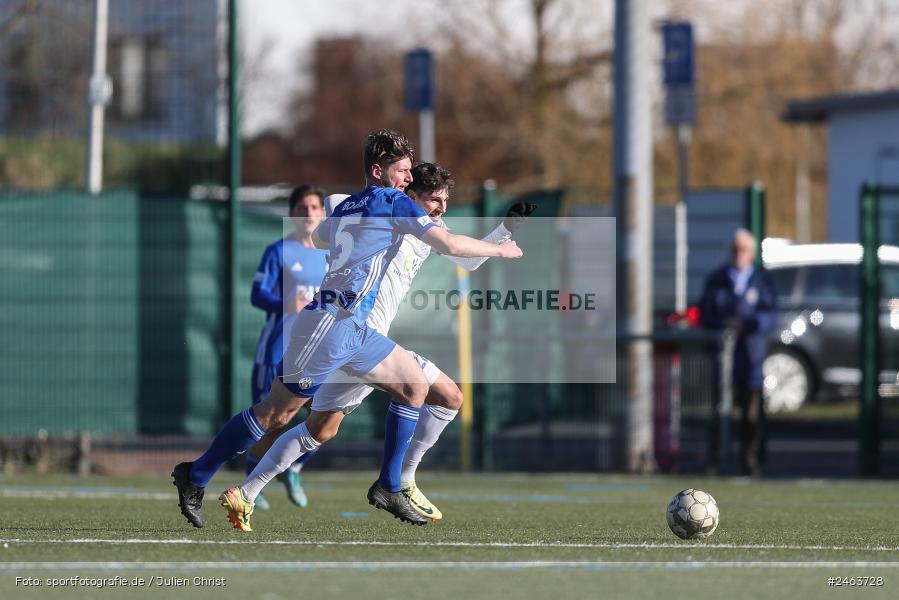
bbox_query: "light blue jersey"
[314,186,436,326]
[278,185,435,397]
[251,237,328,404]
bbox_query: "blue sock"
[190,407,266,488]
[379,402,420,492]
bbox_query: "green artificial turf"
[2,471,898,599]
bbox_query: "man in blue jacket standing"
[699,229,777,475]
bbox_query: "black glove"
[504,202,538,233]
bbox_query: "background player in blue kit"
[172,129,522,529]
[246,185,328,510]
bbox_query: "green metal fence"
[0,187,724,474]
[859,182,899,476]
[0,189,383,440]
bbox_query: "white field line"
[2,560,899,571]
[0,489,174,501]
[3,538,899,552]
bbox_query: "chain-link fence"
[0,1,726,475]
[0,191,371,460]
[0,187,731,475]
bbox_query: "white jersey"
[368,229,436,335]
[312,193,513,413]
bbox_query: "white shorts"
[311,350,442,414]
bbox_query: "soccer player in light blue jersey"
[246,185,328,511]
[173,129,522,529]
[233,163,536,525]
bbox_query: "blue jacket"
[698,264,778,390]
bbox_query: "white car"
[760,241,899,412]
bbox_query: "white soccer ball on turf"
[666,488,719,540]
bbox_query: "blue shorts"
[277,305,396,398]
[250,363,277,405]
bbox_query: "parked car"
[669,242,899,412]
[760,242,899,411]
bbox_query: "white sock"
[287,462,303,474]
[401,404,457,485]
[240,422,320,502]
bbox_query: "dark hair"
[288,184,325,213]
[364,129,415,174]
[407,162,454,197]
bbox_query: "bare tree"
[253,0,899,232]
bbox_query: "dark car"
[760,242,899,412]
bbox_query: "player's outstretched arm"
[444,202,538,270]
[443,223,510,271]
[422,227,522,259]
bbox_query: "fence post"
[479,180,496,470]
[76,431,92,477]
[744,181,765,266]
[223,0,241,425]
[859,181,881,476]
[718,328,736,474]
[457,264,474,472]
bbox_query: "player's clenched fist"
[498,239,523,259]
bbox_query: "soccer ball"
[666,488,719,540]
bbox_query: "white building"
[784,90,899,242]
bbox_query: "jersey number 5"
[329,214,362,271]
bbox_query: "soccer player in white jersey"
[225,163,536,524]
[172,129,522,530]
